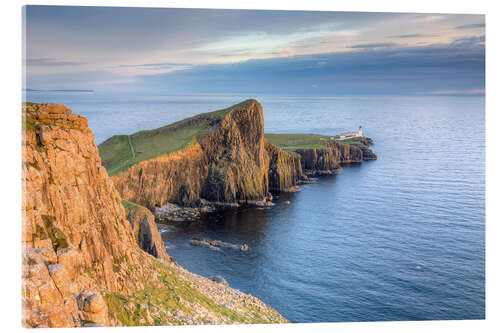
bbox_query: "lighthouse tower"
[358,126,363,137]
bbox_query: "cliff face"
[22,103,287,327]
[123,200,170,262]
[23,103,142,327]
[112,143,208,210]
[265,140,304,192]
[295,140,374,175]
[199,100,269,202]
[112,100,273,208]
[111,100,376,210]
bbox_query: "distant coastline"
[23,88,94,93]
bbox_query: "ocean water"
[25,92,485,323]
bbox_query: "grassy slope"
[98,102,250,175]
[104,260,281,326]
[114,200,284,325]
[265,133,365,151]
[265,133,332,150]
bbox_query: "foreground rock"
[22,103,287,327]
[123,200,170,261]
[208,275,229,286]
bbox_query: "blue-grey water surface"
[25,92,485,323]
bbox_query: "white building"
[338,126,363,140]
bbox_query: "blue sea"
[25,92,485,323]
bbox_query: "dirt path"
[128,135,136,159]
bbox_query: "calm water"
[26,92,485,322]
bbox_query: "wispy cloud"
[349,42,398,49]
[24,6,485,94]
[456,23,485,29]
[389,34,437,39]
[118,62,192,68]
[451,35,485,47]
[138,39,484,96]
[424,89,484,95]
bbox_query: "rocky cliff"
[122,200,170,262]
[22,103,287,327]
[111,100,275,209]
[265,140,304,192]
[108,100,376,212]
[295,141,364,176]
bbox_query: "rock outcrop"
[112,100,274,209]
[122,200,170,261]
[22,103,287,327]
[109,100,376,213]
[295,141,365,176]
[265,140,305,192]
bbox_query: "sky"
[23,6,485,96]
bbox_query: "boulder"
[208,275,229,286]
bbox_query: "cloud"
[424,89,484,95]
[348,42,398,49]
[456,23,485,29]
[389,34,437,39]
[23,7,485,95]
[118,62,192,68]
[136,39,484,96]
[451,35,485,47]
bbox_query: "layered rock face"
[112,143,208,210]
[295,141,365,176]
[199,100,269,203]
[265,140,304,192]
[112,100,275,209]
[23,103,140,327]
[123,201,170,261]
[22,103,286,327]
[22,103,171,327]
[111,99,376,210]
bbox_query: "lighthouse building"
[338,126,363,140]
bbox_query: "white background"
[1,1,498,332]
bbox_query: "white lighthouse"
[358,126,363,137]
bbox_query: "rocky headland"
[99,99,376,222]
[22,102,287,327]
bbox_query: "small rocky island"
[98,99,376,223]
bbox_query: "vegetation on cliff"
[22,102,287,327]
[99,100,254,175]
[107,100,278,209]
[101,100,376,211]
[264,133,333,150]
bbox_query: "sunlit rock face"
[111,99,376,210]
[22,103,287,328]
[112,100,273,208]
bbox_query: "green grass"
[103,260,274,326]
[334,136,365,146]
[121,199,144,213]
[98,100,258,175]
[265,133,333,150]
[265,133,366,151]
